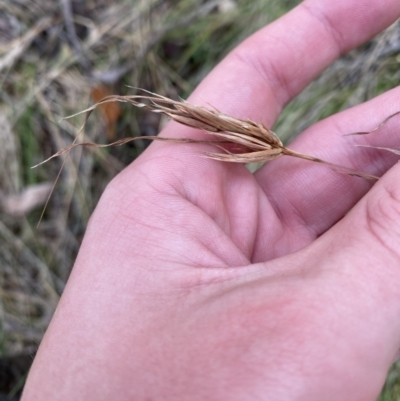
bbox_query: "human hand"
[23,0,400,400]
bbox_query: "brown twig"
[59,0,91,71]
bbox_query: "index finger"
[159,0,400,140]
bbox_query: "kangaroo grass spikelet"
[33,91,380,181]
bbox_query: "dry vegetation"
[0,0,399,399]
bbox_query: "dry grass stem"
[356,145,400,156]
[34,92,382,181]
[344,110,400,157]
[344,111,400,137]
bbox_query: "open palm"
[23,1,400,400]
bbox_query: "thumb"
[281,168,400,399]
[321,163,400,365]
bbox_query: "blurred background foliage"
[0,0,399,399]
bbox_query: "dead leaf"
[2,183,53,216]
[91,84,121,141]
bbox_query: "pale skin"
[22,0,400,400]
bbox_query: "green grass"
[15,107,43,186]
